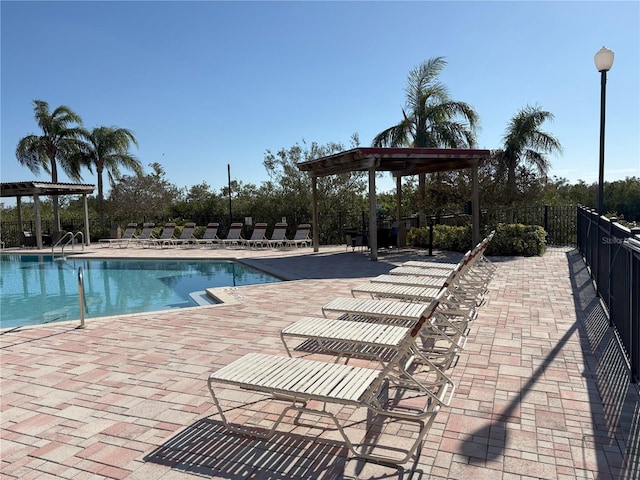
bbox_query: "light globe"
[594,46,614,72]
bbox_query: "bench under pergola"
[0,181,95,249]
[297,147,492,261]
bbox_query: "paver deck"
[1,244,638,479]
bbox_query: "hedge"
[406,223,547,256]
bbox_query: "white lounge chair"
[99,222,138,248]
[285,223,311,248]
[279,292,458,401]
[207,293,445,465]
[134,223,157,247]
[171,222,197,247]
[147,223,177,248]
[242,223,268,248]
[220,222,244,247]
[267,222,288,248]
[196,223,220,247]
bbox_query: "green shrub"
[406,225,471,252]
[485,223,547,256]
[406,226,431,248]
[406,223,547,256]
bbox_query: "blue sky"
[2,1,639,205]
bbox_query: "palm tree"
[372,57,479,223]
[15,100,88,231]
[494,105,563,221]
[373,57,479,149]
[78,126,142,227]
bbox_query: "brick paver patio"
[1,244,638,479]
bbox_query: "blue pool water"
[0,254,281,329]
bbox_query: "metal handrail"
[52,231,85,257]
[77,267,86,329]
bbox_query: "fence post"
[544,205,549,237]
[428,217,434,256]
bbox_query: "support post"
[34,194,43,249]
[312,176,319,252]
[368,166,377,261]
[395,175,405,247]
[83,194,90,246]
[472,162,480,247]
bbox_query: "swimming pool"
[0,254,282,329]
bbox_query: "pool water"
[0,255,281,329]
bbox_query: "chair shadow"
[458,248,639,479]
[144,415,426,479]
[144,417,348,479]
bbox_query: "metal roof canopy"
[297,147,492,260]
[1,181,95,249]
[1,181,95,198]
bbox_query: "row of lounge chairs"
[98,222,312,249]
[206,231,496,465]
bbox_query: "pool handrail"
[52,231,85,257]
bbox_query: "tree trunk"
[506,164,516,223]
[50,158,61,231]
[97,171,105,228]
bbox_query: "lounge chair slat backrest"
[157,223,176,240]
[286,223,311,247]
[196,223,220,246]
[172,222,196,247]
[268,222,288,247]
[243,223,268,247]
[120,223,138,239]
[248,223,267,240]
[293,223,311,240]
[221,223,244,245]
[135,223,156,247]
[176,222,196,240]
[201,223,220,240]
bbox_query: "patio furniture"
[242,223,268,248]
[147,223,177,248]
[20,231,37,248]
[99,223,138,248]
[207,293,445,465]
[220,223,244,247]
[134,223,157,247]
[267,222,288,248]
[171,222,197,247]
[285,223,311,248]
[196,223,220,247]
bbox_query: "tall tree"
[15,99,88,230]
[372,57,479,223]
[78,126,142,227]
[493,105,563,220]
[106,163,179,222]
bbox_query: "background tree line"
[4,58,639,245]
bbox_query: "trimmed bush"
[406,225,471,251]
[406,223,547,256]
[485,223,547,256]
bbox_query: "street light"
[594,46,614,215]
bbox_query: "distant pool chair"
[20,231,37,248]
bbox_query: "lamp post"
[594,46,614,215]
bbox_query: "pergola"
[297,147,492,261]
[0,181,95,249]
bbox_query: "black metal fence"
[577,206,640,383]
[0,205,578,249]
[426,205,577,246]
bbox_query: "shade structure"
[1,181,95,249]
[297,147,492,260]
